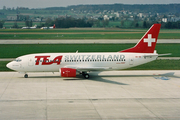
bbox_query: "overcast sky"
[1,0,180,9]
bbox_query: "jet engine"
[60,68,78,77]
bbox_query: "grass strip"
[0,61,10,71]
[0,44,179,58]
[0,33,180,39]
[126,59,180,70]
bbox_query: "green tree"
[30,20,33,27]
[143,21,147,28]
[0,20,5,28]
[3,6,6,10]
[102,20,109,27]
[25,20,33,27]
[165,22,172,29]
[12,21,18,28]
[45,18,54,27]
[135,22,139,28]
[54,17,93,28]
[121,20,124,27]
[25,20,29,27]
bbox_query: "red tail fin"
[53,24,56,28]
[120,24,161,53]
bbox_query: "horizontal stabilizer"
[158,53,172,56]
[143,53,171,57]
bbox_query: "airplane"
[30,25,37,29]
[6,24,169,79]
[41,24,56,29]
[22,25,37,29]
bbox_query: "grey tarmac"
[0,39,180,44]
[0,70,180,120]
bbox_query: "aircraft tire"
[84,74,89,79]
[24,74,28,78]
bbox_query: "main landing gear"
[82,72,90,79]
[24,74,28,78]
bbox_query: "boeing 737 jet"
[7,24,168,79]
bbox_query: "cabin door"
[129,56,134,65]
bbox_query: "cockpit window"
[14,58,22,62]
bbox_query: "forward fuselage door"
[28,57,34,66]
[129,55,134,65]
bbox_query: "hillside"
[46,4,180,14]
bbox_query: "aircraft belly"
[131,56,156,68]
[77,61,128,71]
[28,65,60,72]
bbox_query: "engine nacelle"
[60,68,77,77]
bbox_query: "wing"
[63,65,109,71]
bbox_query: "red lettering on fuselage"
[35,56,63,65]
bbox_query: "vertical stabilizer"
[120,24,161,53]
[53,24,56,28]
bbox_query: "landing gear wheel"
[83,73,89,79]
[24,74,28,78]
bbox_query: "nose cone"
[6,61,21,71]
[6,62,13,70]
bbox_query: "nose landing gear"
[24,74,28,78]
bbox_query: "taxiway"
[0,70,180,120]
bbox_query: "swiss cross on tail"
[120,24,161,53]
[144,34,156,47]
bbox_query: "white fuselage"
[7,52,158,73]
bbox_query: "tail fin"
[120,24,161,53]
[53,24,56,28]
